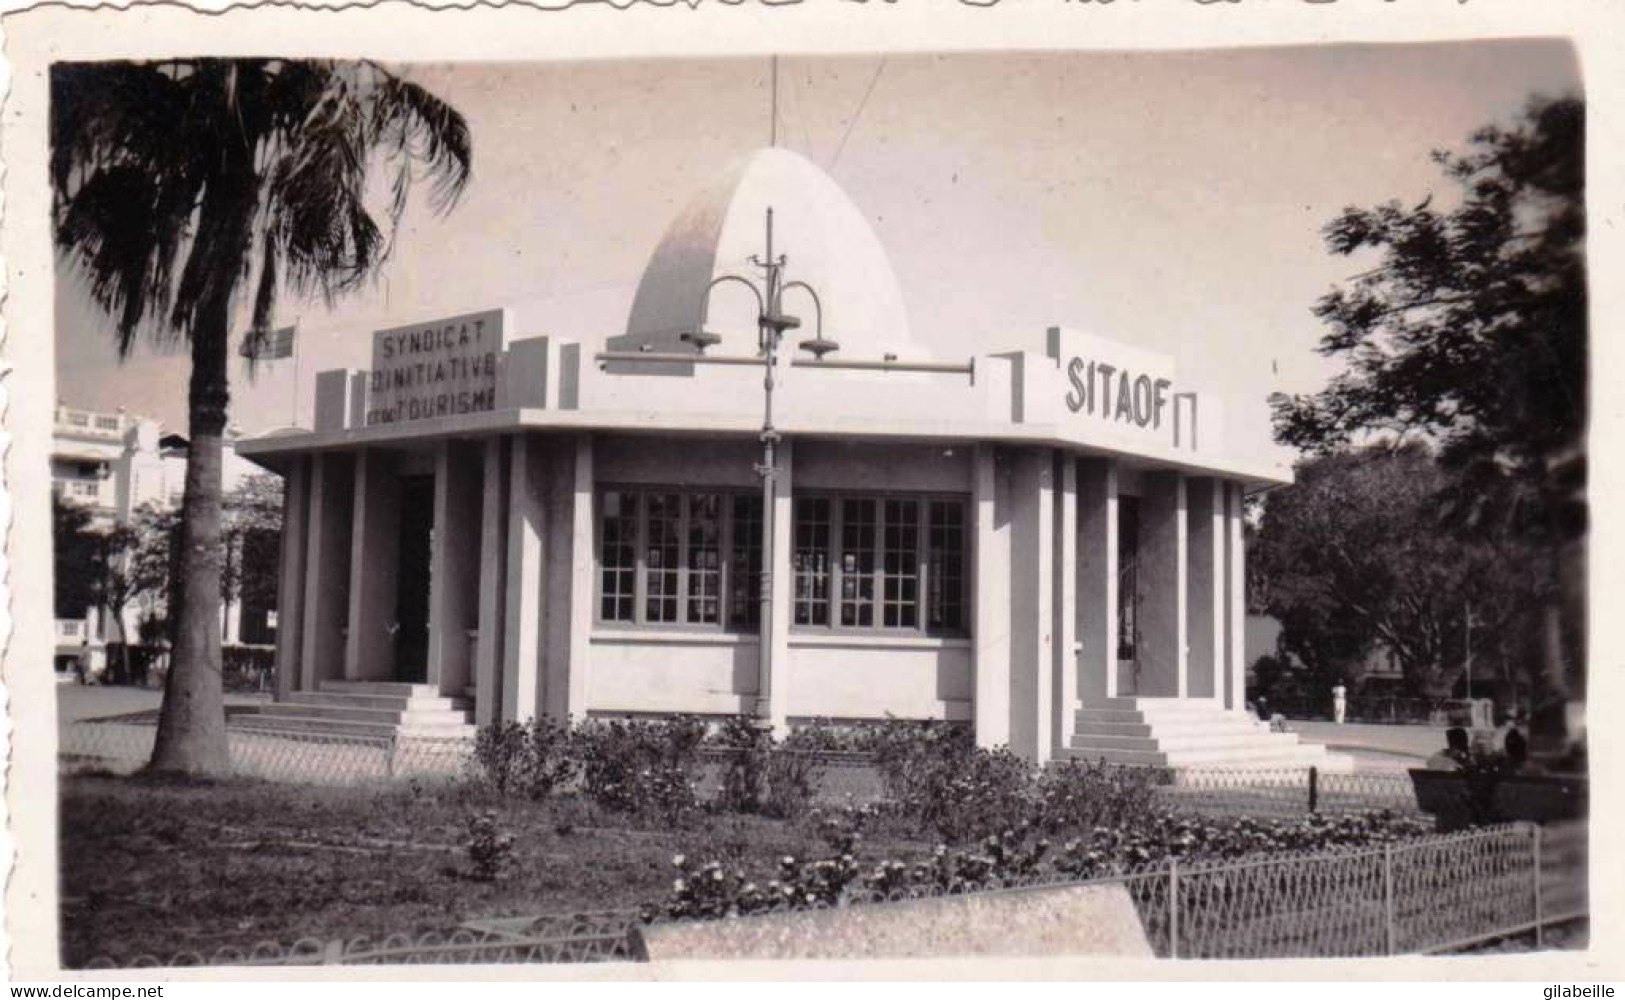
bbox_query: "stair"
[231,680,477,741]
[1059,697,1354,772]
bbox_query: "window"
[728,495,763,628]
[597,488,763,630]
[926,501,966,632]
[793,498,831,626]
[793,492,969,636]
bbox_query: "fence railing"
[1154,765,1422,818]
[63,720,1422,816]
[78,821,1584,968]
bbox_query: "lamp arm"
[780,280,824,338]
[701,274,767,329]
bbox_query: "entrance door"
[393,476,435,683]
[1115,495,1140,696]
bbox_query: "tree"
[1271,96,1585,749]
[1251,446,1547,701]
[221,473,285,635]
[52,494,99,619]
[51,60,472,774]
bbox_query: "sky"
[53,40,1581,454]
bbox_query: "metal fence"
[61,721,471,786]
[1154,766,1422,818]
[65,720,1426,816]
[79,821,1584,968]
[80,911,640,969]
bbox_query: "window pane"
[882,499,920,628]
[729,494,763,628]
[687,493,721,624]
[646,492,681,623]
[927,500,966,632]
[840,498,876,627]
[600,490,638,622]
[793,497,831,626]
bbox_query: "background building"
[51,402,274,673]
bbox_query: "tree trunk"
[148,335,233,775]
[149,145,257,776]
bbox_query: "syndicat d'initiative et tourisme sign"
[365,309,503,427]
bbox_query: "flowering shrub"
[865,720,1033,842]
[575,716,705,826]
[464,810,515,881]
[471,718,579,800]
[762,729,831,820]
[713,716,771,815]
[1031,758,1161,835]
[643,808,1437,920]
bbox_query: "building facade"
[52,403,272,667]
[241,150,1337,766]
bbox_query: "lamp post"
[682,207,832,728]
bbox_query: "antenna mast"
[770,54,778,148]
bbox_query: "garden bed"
[58,771,930,967]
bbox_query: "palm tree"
[51,59,472,774]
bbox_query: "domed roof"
[611,148,916,364]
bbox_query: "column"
[1225,482,1248,712]
[765,438,794,736]
[1186,477,1225,700]
[1007,449,1055,762]
[1137,472,1187,698]
[427,441,484,696]
[272,457,309,700]
[300,452,354,692]
[503,436,546,723]
[972,444,1011,749]
[1077,459,1119,704]
[563,434,595,720]
[475,438,510,727]
[345,449,401,681]
[1052,453,1079,751]
[541,434,593,723]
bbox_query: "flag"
[239,324,296,361]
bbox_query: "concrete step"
[318,680,443,698]
[1071,731,1291,753]
[1075,709,1151,725]
[286,691,472,712]
[258,702,474,727]
[230,714,401,739]
[1056,746,1169,767]
[1071,721,1155,738]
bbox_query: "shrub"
[713,716,771,815]
[1031,758,1161,836]
[470,718,579,800]
[865,720,1033,841]
[464,810,515,881]
[762,739,827,820]
[575,716,705,826]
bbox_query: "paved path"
[1289,720,1447,772]
[56,682,270,725]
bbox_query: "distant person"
[1426,726,1471,771]
[1332,684,1347,725]
[1255,696,1270,722]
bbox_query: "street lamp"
[682,207,833,727]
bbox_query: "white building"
[52,403,270,670]
[239,149,1350,769]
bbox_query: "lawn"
[58,771,930,968]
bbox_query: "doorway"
[393,475,435,683]
[1116,495,1140,696]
